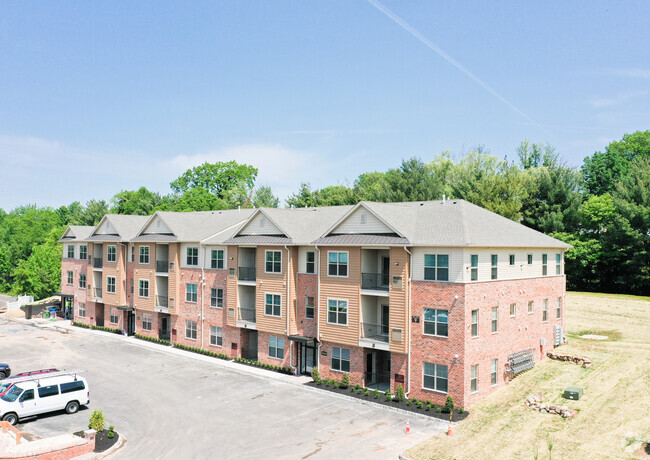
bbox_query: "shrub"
[109,425,115,431]
[385,391,392,402]
[89,409,105,432]
[436,407,442,413]
[341,373,350,389]
[426,400,432,406]
[406,400,412,406]
[458,407,464,414]
[394,384,405,402]
[316,379,323,385]
[355,384,361,391]
[325,379,331,387]
[334,382,339,389]
[107,431,115,439]
[426,404,432,411]
[364,389,370,397]
[374,389,380,399]
[357,388,363,395]
[444,395,455,413]
[416,401,424,409]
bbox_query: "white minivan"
[0,371,90,425]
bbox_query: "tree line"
[1,131,648,299]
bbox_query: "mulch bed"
[74,429,119,453]
[305,381,469,422]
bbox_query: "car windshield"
[0,382,12,394]
[0,385,23,403]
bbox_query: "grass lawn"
[406,292,650,460]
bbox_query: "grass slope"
[407,292,650,460]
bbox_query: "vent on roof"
[360,213,367,224]
[260,217,266,227]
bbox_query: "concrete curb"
[95,433,126,459]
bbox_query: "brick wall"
[296,274,317,338]
[318,341,365,387]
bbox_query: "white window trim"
[264,250,283,274]
[210,249,225,270]
[264,292,282,318]
[106,276,116,294]
[331,346,351,373]
[423,253,450,281]
[422,362,449,394]
[186,247,199,267]
[326,298,348,326]
[327,251,349,278]
[491,359,499,387]
[109,308,119,325]
[210,326,223,347]
[142,313,152,331]
[186,283,198,303]
[305,251,316,274]
[542,299,549,322]
[510,303,516,317]
[491,306,499,334]
[268,336,284,360]
[470,364,478,394]
[471,309,479,338]
[528,301,534,314]
[138,279,149,298]
[107,245,117,263]
[67,271,74,285]
[139,246,150,265]
[422,308,449,338]
[185,320,197,340]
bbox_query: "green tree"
[111,187,163,215]
[170,161,258,199]
[286,183,317,208]
[552,232,603,291]
[164,187,227,212]
[11,229,63,299]
[517,140,559,169]
[313,185,357,206]
[74,200,110,226]
[252,186,280,208]
[353,171,392,202]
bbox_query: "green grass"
[569,290,650,302]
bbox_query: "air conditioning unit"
[392,328,403,342]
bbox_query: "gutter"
[315,245,321,371]
[403,246,413,397]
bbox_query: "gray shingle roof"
[223,235,293,245]
[88,215,150,242]
[312,234,410,246]
[58,225,95,242]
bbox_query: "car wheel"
[0,372,6,380]
[65,401,80,414]
[2,413,18,425]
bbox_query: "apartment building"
[60,199,569,407]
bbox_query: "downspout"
[315,245,321,368]
[285,245,296,375]
[403,246,413,397]
[200,242,206,349]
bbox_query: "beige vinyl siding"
[94,219,117,235]
[319,246,361,347]
[331,207,393,234]
[411,248,464,282]
[463,249,565,282]
[141,216,173,235]
[255,246,288,335]
[389,247,409,354]
[102,244,128,307]
[239,213,284,235]
[226,247,239,328]
[134,243,156,311]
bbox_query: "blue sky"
[1,1,648,210]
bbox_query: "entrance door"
[300,344,316,375]
[161,317,170,340]
[127,312,136,336]
[381,257,390,286]
[366,352,375,385]
[96,306,104,327]
[247,331,258,361]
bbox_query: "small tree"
[311,367,320,382]
[394,384,406,402]
[89,409,105,432]
[444,395,455,413]
[341,372,350,389]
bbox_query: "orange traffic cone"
[404,420,412,434]
[447,423,453,436]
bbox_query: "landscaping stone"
[524,393,576,419]
[546,351,593,368]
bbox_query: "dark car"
[0,364,10,380]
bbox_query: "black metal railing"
[361,322,389,342]
[365,371,391,388]
[361,273,390,291]
[238,307,256,322]
[156,260,169,273]
[93,257,103,269]
[155,295,168,307]
[93,288,102,299]
[238,266,256,281]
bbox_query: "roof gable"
[141,215,173,235]
[93,216,118,236]
[331,205,396,235]
[237,210,286,236]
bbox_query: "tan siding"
[319,246,361,347]
[389,247,409,354]
[134,243,156,311]
[288,248,299,336]
[168,243,180,314]
[226,247,238,327]
[256,246,288,335]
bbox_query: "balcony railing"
[155,295,168,307]
[238,266,256,281]
[93,288,102,299]
[156,260,169,273]
[365,371,391,390]
[238,307,256,323]
[361,273,390,291]
[361,322,389,342]
[93,257,103,269]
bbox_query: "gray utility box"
[563,387,583,400]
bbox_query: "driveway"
[0,319,446,459]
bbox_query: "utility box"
[563,387,583,400]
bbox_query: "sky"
[1,1,649,210]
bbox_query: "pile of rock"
[525,394,577,418]
[546,351,592,368]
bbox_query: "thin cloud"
[588,91,648,108]
[366,0,550,135]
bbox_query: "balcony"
[238,267,256,282]
[93,257,103,269]
[155,295,168,307]
[361,273,390,291]
[156,260,169,273]
[92,288,102,301]
[238,307,256,323]
[361,322,389,343]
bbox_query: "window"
[38,385,59,398]
[491,306,498,333]
[186,284,197,303]
[557,297,562,319]
[510,303,516,317]
[265,293,281,317]
[269,336,284,359]
[20,389,34,401]
[142,313,152,331]
[107,245,116,262]
[528,300,534,314]
[471,310,478,337]
[328,251,348,277]
[542,254,548,276]
[327,299,347,325]
[185,320,197,340]
[471,365,478,393]
[139,279,149,298]
[305,296,315,319]
[211,250,224,269]
[491,359,498,386]
[543,299,548,322]
[509,254,515,265]
[470,254,478,281]
[67,271,73,285]
[210,288,223,308]
[210,326,223,346]
[79,245,87,260]
[423,308,449,337]
[265,250,282,273]
[556,253,562,275]
[139,246,150,264]
[423,362,448,393]
[78,303,86,318]
[527,254,533,265]
[424,254,449,281]
[67,245,74,259]
[106,276,116,293]
[131,245,134,262]
[110,308,119,324]
[79,274,86,288]
[186,247,198,266]
[491,255,498,280]
[60,381,85,394]
[331,346,350,372]
[306,251,315,274]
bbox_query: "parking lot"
[0,319,446,459]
